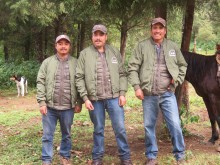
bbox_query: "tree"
[176,0,196,111]
[100,0,152,62]
[0,0,14,62]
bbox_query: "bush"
[0,60,40,88]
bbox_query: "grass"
[0,86,220,165]
[0,110,39,126]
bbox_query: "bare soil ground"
[1,91,220,164]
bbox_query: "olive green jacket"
[127,38,187,95]
[36,55,82,108]
[75,45,127,101]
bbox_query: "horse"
[181,51,220,144]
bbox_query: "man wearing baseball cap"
[37,34,82,165]
[128,17,187,164]
[76,24,132,165]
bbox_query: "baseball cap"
[151,17,166,27]
[55,34,71,43]
[92,24,107,33]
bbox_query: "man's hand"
[74,105,82,113]
[135,88,144,100]
[119,95,126,106]
[85,100,94,111]
[168,79,175,91]
[40,106,47,115]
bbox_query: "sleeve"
[127,43,143,90]
[116,49,128,96]
[75,52,88,101]
[175,45,187,86]
[73,58,84,106]
[36,60,47,107]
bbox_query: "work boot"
[92,159,103,165]
[42,162,52,165]
[145,159,158,165]
[60,156,72,165]
[176,159,186,165]
[121,159,133,165]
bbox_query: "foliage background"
[0,0,219,88]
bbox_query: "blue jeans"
[143,91,185,161]
[42,107,74,163]
[89,98,131,161]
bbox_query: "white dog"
[10,75,28,97]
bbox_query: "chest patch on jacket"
[111,57,118,63]
[169,49,176,56]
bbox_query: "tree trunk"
[36,30,44,62]
[54,14,68,54]
[54,18,60,39]
[120,20,128,63]
[44,27,48,58]
[55,14,67,36]
[24,35,30,61]
[4,44,9,62]
[181,0,195,51]
[154,2,168,136]
[77,22,86,58]
[178,0,196,111]
[216,44,220,51]
[54,17,61,54]
[155,2,167,20]
[193,36,196,53]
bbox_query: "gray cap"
[151,17,166,27]
[92,24,107,33]
[55,34,71,43]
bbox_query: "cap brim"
[56,38,70,43]
[92,30,106,33]
[152,22,166,27]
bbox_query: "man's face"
[55,39,71,56]
[92,31,107,49]
[151,23,166,43]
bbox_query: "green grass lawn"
[0,86,220,165]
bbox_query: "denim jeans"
[89,98,131,161]
[41,107,74,163]
[142,91,185,161]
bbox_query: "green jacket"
[36,55,81,108]
[128,38,187,95]
[75,44,127,101]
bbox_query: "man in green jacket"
[75,24,132,165]
[127,17,187,165]
[37,34,82,165]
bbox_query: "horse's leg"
[209,94,220,138]
[203,97,219,144]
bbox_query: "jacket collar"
[56,54,70,61]
[150,37,167,46]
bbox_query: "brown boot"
[92,160,103,165]
[60,156,72,165]
[176,159,186,165]
[121,159,133,165]
[42,162,52,165]
[145,159,158,165]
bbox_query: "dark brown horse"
[182,51,220,144]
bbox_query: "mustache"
[95,40,101,42]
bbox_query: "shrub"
[0,60,40,88]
